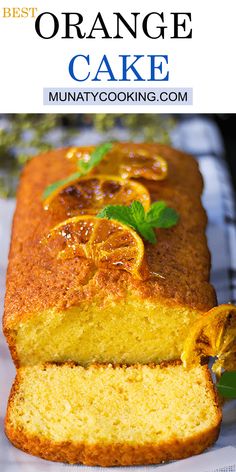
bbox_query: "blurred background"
[215,115,236,191]
[0,113,235,198]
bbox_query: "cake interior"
[14,298,203,366]
[8,363,219,444]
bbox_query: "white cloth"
[0,116,236,471]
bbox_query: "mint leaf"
[43,143,112,200]
[146,202,179,228]
[129,202,157,243]
[217,372,236,398]
[137,223,157,244]
[98,200,179,244]
[42,171,82,200]
[130,200,145,224]
[146,201,167,225]
[155,207,179,228]
[98,202,157,243]
[97,205,135,229]
[79,142,113,174]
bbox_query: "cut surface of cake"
[5,361,221,466]
[3,143,216,367]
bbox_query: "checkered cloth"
[171,116,236,305]
[0,116,236,471]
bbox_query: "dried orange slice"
[43,176,151,219]
[45,215,148,279]
[66,145,167,181]
[181,304,236,375]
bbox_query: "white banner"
[0,0,235,112]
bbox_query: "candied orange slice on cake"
[66,145,167,181]
[43,176,151,218]
[45,215,148,279]
[181,304,236,375]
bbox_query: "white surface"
[1,0,236,112]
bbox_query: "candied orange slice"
[181,304,236,375]
[45,215,148,279]
[66,145,167,181]
[43,175,151,218]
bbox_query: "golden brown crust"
[5,362,222,466]
[3,143,216,333]
[5,425,221,466]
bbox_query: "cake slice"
[5,362,221,466]
[3,143,216,367]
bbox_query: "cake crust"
[5,426,221,466]
[3,143,216,331]
[5,361,222,466]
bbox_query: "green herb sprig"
[98,201,179,244]
[217,371,236,398]
[43,142,113,200]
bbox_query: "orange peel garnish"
[43,175,151,218]
[44,215,149,280]
[66,145,168,181]
[181,304,236,376]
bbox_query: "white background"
[0,0,236,113]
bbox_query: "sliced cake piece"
[5,362,221,466]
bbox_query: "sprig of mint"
[42,142,113,200]
[78,142,112,174]
[217,371,236,398]
[43,171,83,200]
[97,201,179,244]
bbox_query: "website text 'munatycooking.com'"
[43,87,193,106]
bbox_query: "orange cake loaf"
[5,362,221,466]
[3,143,216,367]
